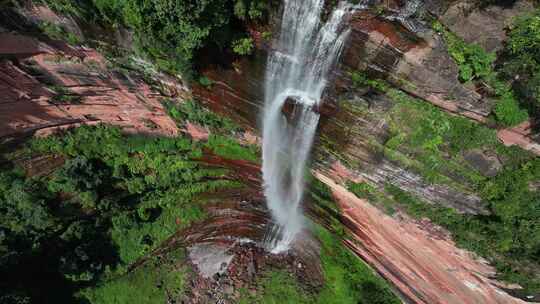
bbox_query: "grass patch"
[239,271,312,304]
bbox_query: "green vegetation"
[314,226,399,304]
[383,167,540,294]
[49,85,82,104]
[347,170,540,295]
[198,75,213,87]
[239,271,311,304]
[347,181,396,214]
[350,71,498,187]
[349,70,540,294]
[81,248,187,304]
[304,176,400,303]
[503,9,540,116]
[238,224,400,304]
[38,0,270,76]
[232,37,255,56]
[0,121,397,303]
[0,124,254,302]
[233,0,267,20]
[432,21,528,126]
[163,99,239,134]
[164,99,259,161]
[39,21,82,45]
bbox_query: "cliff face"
[0,6,181,144]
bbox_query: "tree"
[503,9,540,114]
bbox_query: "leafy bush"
[0,172,55,239]
[433,21,495,82]
[232,37,254,55]
[493,90,529,126]
[503,9,540,115]
[163,99,239,133]
[233,0,267,20]
[39,22,82,45]
[433,21,528,126]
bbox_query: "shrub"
[163,99,239,133]
[503,9,540,114]
[39,22,82,45]
[433,21,528,126]
[198,75,213,87]
[232,37,254,55]
[233,0,267,20]
[493,91,529,126]
[433,21,495,82]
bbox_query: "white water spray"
[262,0,353,252]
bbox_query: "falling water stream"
[262,0,354,252]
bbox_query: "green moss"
[39,21,82,45]
[314,225,400,304]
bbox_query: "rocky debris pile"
[180,242,323,304]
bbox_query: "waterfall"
[262,0,353,253]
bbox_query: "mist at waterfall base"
[262,0,353,253]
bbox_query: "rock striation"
[0,8,180,141]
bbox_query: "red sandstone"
[0,42,178,138]
[315,172,529,304]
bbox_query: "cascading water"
[262,0,354,253]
